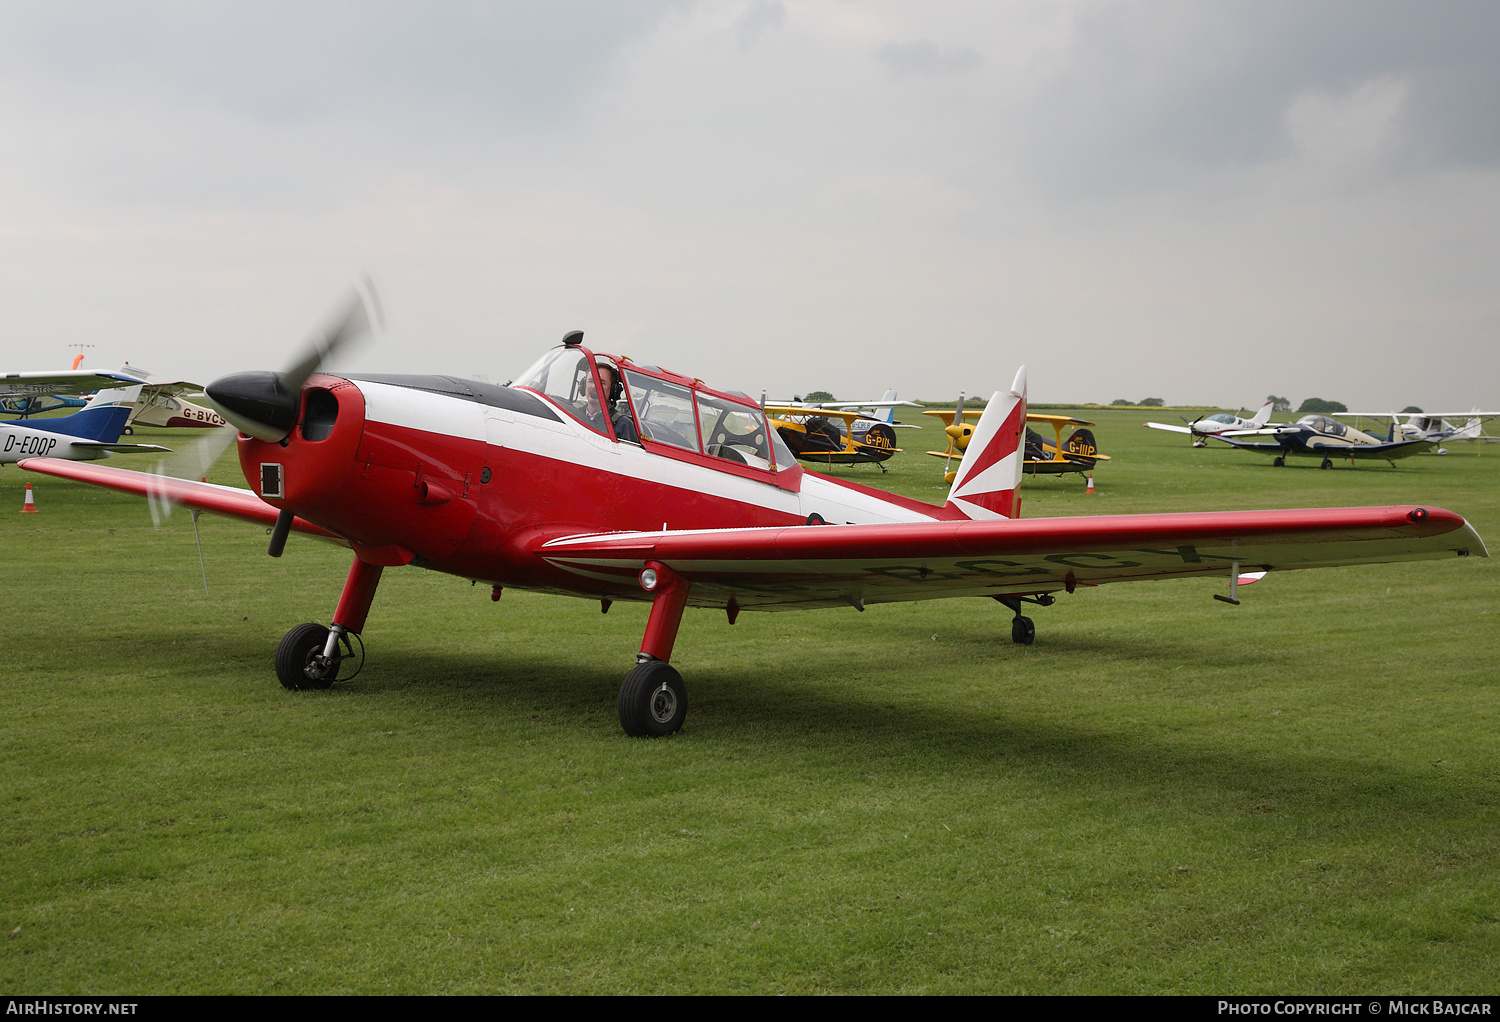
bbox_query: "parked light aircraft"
[766,391,922,426]
[21,294,1486,737]
[926,407,1109,480]
[764,405,901,470]
[1204,415,1436,468]
[1145,402,1279,446]
[1334,410,1498,450]
[1,393,88,417]
[126,384,229,432]
[1,371,170,465]
[1,360,123,418]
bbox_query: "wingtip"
[1010,366,1027,401]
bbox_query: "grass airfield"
[2,408,1497,994]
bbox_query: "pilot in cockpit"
[585,361,641,445]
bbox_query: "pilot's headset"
[595,358,625,406]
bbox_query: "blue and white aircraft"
[1,372,170,466]
[0,393,88,417]
[1206,414,1435,469]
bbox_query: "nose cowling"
[235,376,367,517]
[206,371,300,442]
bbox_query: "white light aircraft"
[1145,402,1284,446]
[1334,410,1498,452]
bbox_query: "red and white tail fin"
[944,367,1027,520]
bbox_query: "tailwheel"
[1011,616,1036,645]
[618,659,687,737]
[275,622,338,690]
[1272,456,1285,467]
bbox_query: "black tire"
[1272,456,1285,467]
[618,660,687,737]
[123,426,134,436]
[275,622,335,690]
[1320,458,1332,470]
[1011,616,1035,645]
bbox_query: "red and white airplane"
[20,297,1487,736]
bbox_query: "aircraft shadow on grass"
[299,644,1472,826]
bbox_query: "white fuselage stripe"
[357,381,940,525]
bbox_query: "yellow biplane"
[765,405,902,471]
[925,408,1109,483]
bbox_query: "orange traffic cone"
[1085,473,1095,494]
[20,482,38,513]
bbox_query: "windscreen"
[514,348,608,434]
[696,392,774,470]
[623,370,699,451]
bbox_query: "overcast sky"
[2,1,1497,408]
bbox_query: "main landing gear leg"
[275,557,384,691]
[619,561,690,737]
[995,594,1053,645]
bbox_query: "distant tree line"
[1109,397,1164,407]
[1268,395,1350,414]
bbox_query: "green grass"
[1,412,1496,993]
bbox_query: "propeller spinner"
[206,286,379,443]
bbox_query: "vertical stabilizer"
[1250,400,1274,427]
[28,382,144,442]
[878,390,897,424]
[943,367,1027,520]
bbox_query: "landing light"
[639,567,659,591]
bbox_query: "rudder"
[944,367,1027,520]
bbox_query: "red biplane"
[21,295,1487,736]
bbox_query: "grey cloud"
[0,0,683,128]
[734,0,785,50]
[878,39,983,78]
[1014,0,1500,194]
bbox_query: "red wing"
[19,458,346,543]
[539,506,1485,611]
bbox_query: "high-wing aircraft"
[925,407,1109,480]
[1145,402,1280,446]
[1,393,88,417]
[764,405,901,470]
[126,383,229,432]
[1202,415,1437,468]
[21,297,1486,738]
[1333,410,1498,450]
[0,360,123,418]
[1,368,144,403]
[1,373,170,465]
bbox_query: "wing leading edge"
[18,457,345,543]
[539,507,1485,611]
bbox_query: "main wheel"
[618,660,687,737]
[1272,456,1285,467]
[1320,458,1333,470]
[275,623,336,691]
[1011,616,1035,645]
